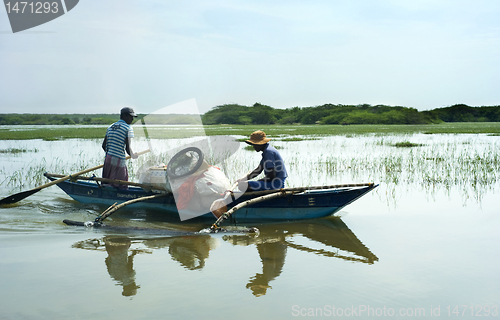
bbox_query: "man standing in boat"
[101,107,139,187]
[237,130,288,191]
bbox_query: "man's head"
[120,107,138,124]
[245,130,270,152]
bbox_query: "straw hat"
[245,130,271,145]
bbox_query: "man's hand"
[131,152,139,159]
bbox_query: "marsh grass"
[243,145,284,151]
[0,128,106,140]
[0,148,39,154]
[393,141,425,148]
[279,137,319,142]
[1,130,499,205]
[5,136,497,198]
[234,137,306,142]
[306,140,499,203]
[203,123,500,136]
[2,122,500,140]
[3,157,69,190]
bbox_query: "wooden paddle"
[0,149,150,205]
[45,173,168,191]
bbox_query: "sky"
[1,0,499,114]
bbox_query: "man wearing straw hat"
[237,130,288,192]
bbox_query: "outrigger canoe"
[44,173,378,223]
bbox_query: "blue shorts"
[247,178,286,191]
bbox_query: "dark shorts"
[102,154,129,189]
[247,178,286,191]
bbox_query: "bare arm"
[247,164,263,180]
[125,137,138,159]
[102,137,107,153]
[125,137,131,156]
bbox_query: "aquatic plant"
[2,122,500,141]
[0,148,38,154]
[1,133,498,206]
[393,141,425,148]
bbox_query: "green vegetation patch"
[1,122,500,141]
[279,137,319,142]
[3,103,500,128]
[0,128,105,140]
[244,145,284,151]
[0,148,38,154]
[237,136,318,142]
[202,103,500,125]
[393,141,425,148]
[206,123,500,137]
[0,113,119,125]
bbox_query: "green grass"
[1,131,498,202]
[1,122,500,140]
[236,137,316,142]
[0,148,38,153]
[0,128,106,140]
[204,122,500,137]
[244,145,283,151]
[393,141,425,148]
[278,137,319,142]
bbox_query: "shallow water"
[0,133,499,319]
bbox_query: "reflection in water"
[246,240,287,297]
[143,235,218,270]
[224,217,378,297]
[104,237,140,296]
[72,235,218,296]
[71,217,376,297]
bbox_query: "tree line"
[0,114,119,125]
[1,103,500,125]
[202,103,500,125]
[0,113,200,125]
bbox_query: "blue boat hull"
[47,175,377,222]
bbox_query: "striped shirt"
[104,119,134,159]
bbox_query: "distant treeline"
[0,113,201,125]
[0,114,120,125]
[1,103,500,125]
[202,103,500,125]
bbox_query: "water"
[0,133,499,319]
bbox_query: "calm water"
[0,133,499,319]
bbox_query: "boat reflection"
[223,217,378,296]
[71,217,377,297]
